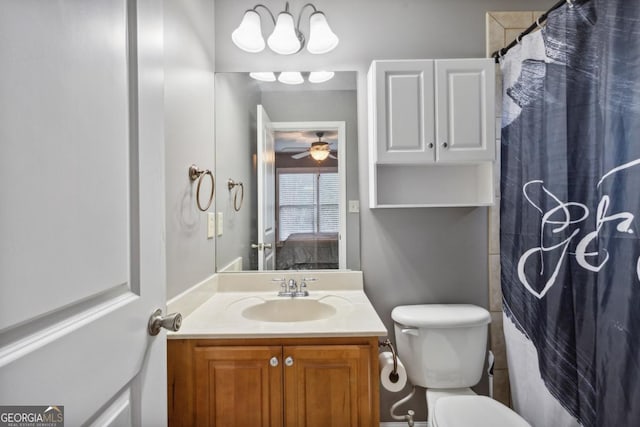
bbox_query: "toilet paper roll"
[379,351,407,392]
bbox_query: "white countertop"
[167,271,388,339]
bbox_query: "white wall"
[165,0,216,299]
[214,73,260,270]
[214,0,556,421]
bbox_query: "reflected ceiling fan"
[290,132,336,161]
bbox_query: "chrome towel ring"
[227,178,244,212]
[188,164,215,212]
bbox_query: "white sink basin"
[241,299,337,322]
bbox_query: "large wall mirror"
[214,72,360,272]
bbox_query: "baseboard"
[380,422,428,427]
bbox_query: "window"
[277,168,339,241]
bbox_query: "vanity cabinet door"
[283,345,373,427]
[193,346,283,427]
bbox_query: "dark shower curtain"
[500,0,640,426]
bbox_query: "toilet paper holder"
[379,338,400,383]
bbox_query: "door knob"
[428,142,434,149]
[442,142,448,148]
[284,356,294,367]
[251,243,272,250]
[270,357,279,367]
[148,309,182,336]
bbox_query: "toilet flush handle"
[401,328,419,336]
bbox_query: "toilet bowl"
[391,304,531,427]
[432,395,531,427]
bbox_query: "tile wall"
[485,10,545,407]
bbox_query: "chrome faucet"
[272,277,316,297]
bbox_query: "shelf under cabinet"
[370,162,494,208]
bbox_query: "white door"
[256,105,276,270]
[0,1,167,426]
[435,59,495,162]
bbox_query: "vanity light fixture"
[278,71,304,85]
[308,71,335,83]
[249,71,277,82]
[232,2,339,55]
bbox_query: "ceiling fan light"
[309,141,330,161]
[267,12,301,55]
[249,72,277,82]
[278,71,304,85]
[308,71,335,83]
[307,12,339,54]
[232,10,265,53]
[310,148,330,161]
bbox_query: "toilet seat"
[432,396,531,427]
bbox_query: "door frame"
[271,121,347,269]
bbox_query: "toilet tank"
[392,304,491,389]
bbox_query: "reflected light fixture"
[232,2,338,55]
[308,71,335,83]
[278,71,304,85]
[249,71,277,82]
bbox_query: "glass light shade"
[267,12,301,55]
[249,72,276,82]
[308,71,335,83]
[310,144,330,161]
[232,10,265,53]
[278,71,304,85]
[307,12,339,54]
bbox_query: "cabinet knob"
[284,356,294,367]
[442,142,448,148]
[428,142,434,149]
[269,357,279,367]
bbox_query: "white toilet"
[391,304,531,427]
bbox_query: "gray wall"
[165,0,216,299]
[214,73,260,270]
[261,89,361,270]
[213,0,555,421]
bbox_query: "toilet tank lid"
[391,304,490,328]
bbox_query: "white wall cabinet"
[368,58,496,207]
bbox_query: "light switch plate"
[216,212,224,236]
[207,213,215,239]
[348,200,360,213]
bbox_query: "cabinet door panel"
[372,60,435,164]
[284,345,372,427]
[435,59,495,162]
[194,346,283,427]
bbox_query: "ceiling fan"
[290,132,336,161]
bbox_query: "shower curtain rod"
[491,0,574,63]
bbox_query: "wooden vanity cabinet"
[168,337,380,427]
